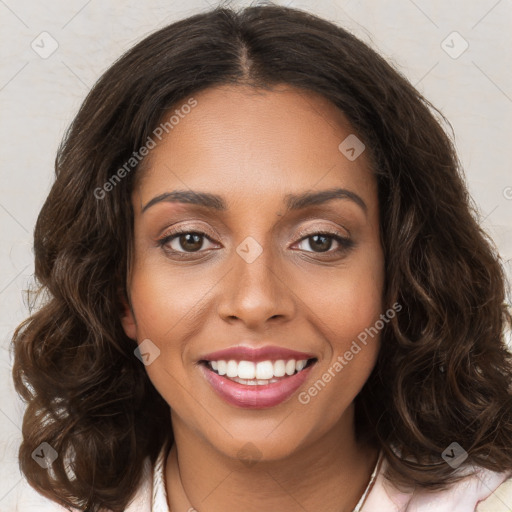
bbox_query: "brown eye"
[176,233,204,252]
[158,231,217,253]
[304,234,333,252]
[295,232,354,254]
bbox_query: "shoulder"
[476,474,512,512]
[363,456,512,512]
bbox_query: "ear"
[120,291,138,341]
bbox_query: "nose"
[217,241,296,329]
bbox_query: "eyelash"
[157,227,355,259]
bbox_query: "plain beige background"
[1,0,511,509]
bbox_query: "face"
[121,84,384,461]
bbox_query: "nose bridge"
[219,235,294,325]
[236,236,277,293]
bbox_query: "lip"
[200,362,315,409]
[199,345,316,363]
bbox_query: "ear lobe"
[120,293,138,341]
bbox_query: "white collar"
[151,440,170,512]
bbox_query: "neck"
[165,405,379,512]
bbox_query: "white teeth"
[231,376,281,385]
[255,361,274,380]
[226,360,238,378]
[207,358,311,381]
[285,360,296,376]
[217,360,227,376]
[238,361,256,379]
[273,360,286,377]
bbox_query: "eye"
[157,228,354,258]
[293,231,354,255]
[158,230,218,254]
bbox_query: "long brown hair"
[12,4,512,511]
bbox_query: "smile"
[198,345,318,408]
[206,358,314,384]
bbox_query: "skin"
[121,83,385,512]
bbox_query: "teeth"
[274,360,286,377]
[296,360,306,372]
[230,376,281,385]
[226,360,238,378]
[217,360,227,376]
[207,358,311,381]
[285,360,296,376]
[238,361,256,379]
[256,361,274,380]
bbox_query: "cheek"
[313,278,382,380]
[127,277,192,418]
[128,255,209,339]
[127,255,228,410]
[305,246,384,350]
[295,248,384,410]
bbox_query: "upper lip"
[199,345,317,363]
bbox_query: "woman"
[11,4,512,511]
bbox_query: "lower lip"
[200,364,314,409]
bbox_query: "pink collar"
[362,456,510,511]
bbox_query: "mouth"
[201,357,317,384]
[198,356,318,409]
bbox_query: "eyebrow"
[141,187,367,214]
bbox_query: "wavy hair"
[12,4,512,511]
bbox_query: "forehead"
[134,84,376,212]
